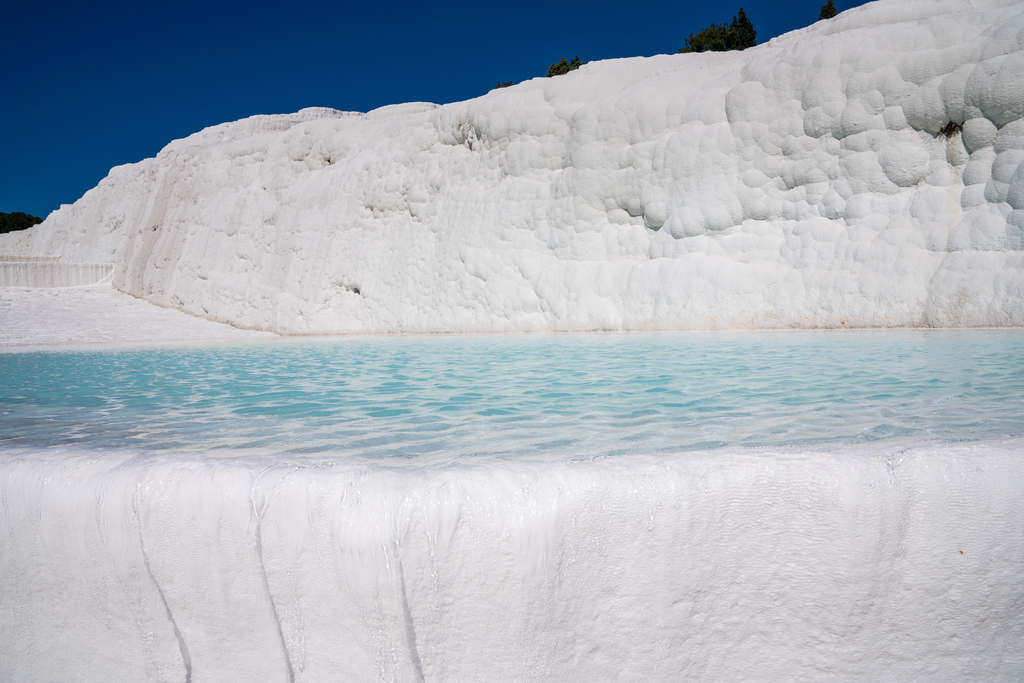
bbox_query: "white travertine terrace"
[2,4,1024,679]
[2,442,1023,682]
[2,0,1022,332]
[2,0,1024,331]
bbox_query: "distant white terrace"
[2,0,1022,333]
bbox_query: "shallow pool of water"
[2,330,1023,458]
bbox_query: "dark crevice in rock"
[939,121,963,138]
[251,497,296,683]
[135,502,193,683]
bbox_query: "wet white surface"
[0,284,271,350]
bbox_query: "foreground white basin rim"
[2,443,1022,681]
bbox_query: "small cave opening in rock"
[939,121,962,138]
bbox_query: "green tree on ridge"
[0,212,44,235]
[679,7,757,53]
[547,55,585,77]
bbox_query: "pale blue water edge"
[1,330,1023,459]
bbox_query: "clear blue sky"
[2,0,870,218]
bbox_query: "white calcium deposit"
[3,0,1023,333]
[2,442,1023,682]
[0,284,271,349]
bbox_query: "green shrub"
[679,7,757,53]
[679,22,731,53]
[547,55,585,77]
[493,81,514,89]
[819,1,837,20]
[0,211,44,235]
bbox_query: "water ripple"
[2,330,1023,458]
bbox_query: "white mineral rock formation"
[3,442,1023,682]
[2,0,1023,333]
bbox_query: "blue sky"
[2,0,870,218]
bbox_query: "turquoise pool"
[3,330,1023,458]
